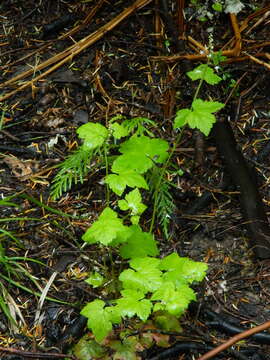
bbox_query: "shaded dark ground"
[1,0,270,359]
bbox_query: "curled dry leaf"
[3,155,34,180]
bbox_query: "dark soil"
[1,0,270,359]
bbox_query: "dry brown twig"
[196,319,270,360]
[0,0,153,102]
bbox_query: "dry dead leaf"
[3,155,34,179]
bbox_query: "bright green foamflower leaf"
[119,257,163,293]
[104,174,127,196]
[115,289,152,321]
[173,108,192,129]
[112,136,168,174]
[119,269,148,293]
[151,282,196,316]
[174,99,224,136]
[120,136,169,163]
[210,51,227,66]
[82,207,131,245]
[193,98,224,113]
[85,272,104,288]
[118,188,146,216]
[105,306,122,325]
[159,252,208,285]
[212,2,222,11]
[118,199,129,211]
[80,300,113,342]
[119,225,159,259]
[112,153,153,174]
[121,288,146,300]
[131,215,140,225]
[189,99,224,135]
[77,123,108,149]
[116,290,152,321]
[110,122,129,139]
[187,64,222,85]
[130,256,160,271]
[123,171,148,189]
[105,172,148,196]
[119,269,161,294]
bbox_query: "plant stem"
[103,143,110,206]
[193,59,210,102]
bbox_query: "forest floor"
[1,0,270,359]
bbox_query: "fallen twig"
[197,319,270,360]
[0,346,77,359]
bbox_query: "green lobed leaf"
[119,257,163,293]
[112,153,153,174]
[174,99,224,136]
[104,174,127,196]
[189,99,224,135]
[210,50,227,66]
[115,289,152,321]
[193,99,225,113]
[173,108,191,129]
[77,123,108,149]
[120,136,169,163]
[187,64,222,85]
[130,215,140,225]
[85,272,104,288]
[110,122,129,139]
[119,225,159,259]
[105,306,122,325]
[118,188,147,216]
[130,256,160,271]
[112,136,168,174]
[212,2,223,11]
[159,252,208,285]
[82,207,131,245]
[105,171,148,196]
[151,282,196,316]
[80,300,113,342]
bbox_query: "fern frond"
[50,146,93,200]
[122,117,156,136]
[148,168,176,238]
[155,181,176,238]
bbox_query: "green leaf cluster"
[173,64,224,136]
[81,253,207,342]
[82,207,131,246]
[82,208,158,258]
[174,99,224,136]
[106,135,169,197]
[51,61,221,351]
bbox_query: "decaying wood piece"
[213,119,270,259]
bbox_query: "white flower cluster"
[224,0,245,14]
